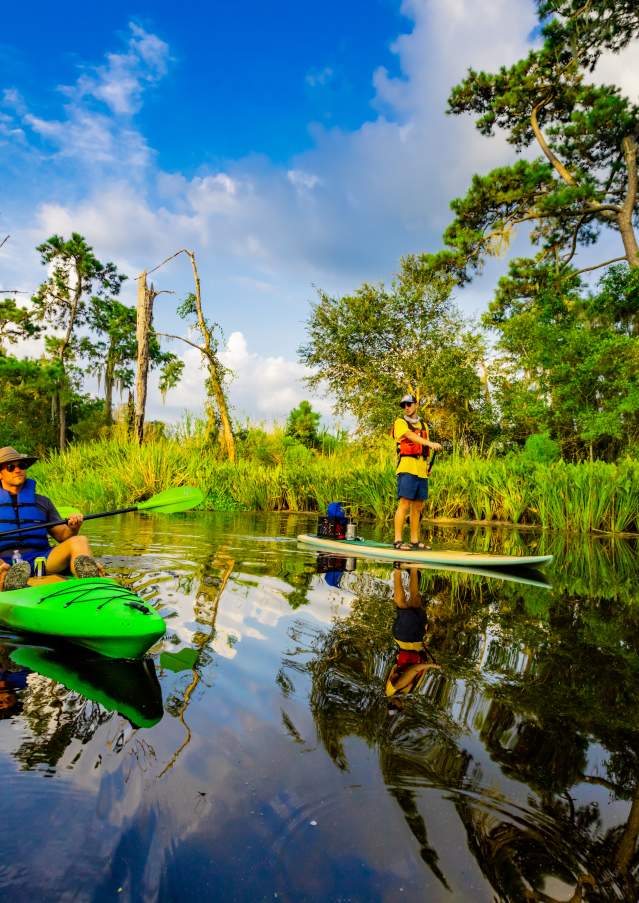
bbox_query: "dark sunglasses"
[3,462,28,472]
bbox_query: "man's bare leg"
[394,497,411,545]
[46,535,105,577]
[409,500,424,544]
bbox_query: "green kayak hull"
[10,645,164,729]
[0,578,166,659]
[298,534,553,569]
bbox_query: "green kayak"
[10,645,164,729]
[0,577,166,659]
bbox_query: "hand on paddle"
[65,513,84,534]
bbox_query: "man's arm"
[402,428,442,451]
[49,514,84,544]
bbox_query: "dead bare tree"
[135,250,235,460]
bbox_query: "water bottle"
[11,549,22,566]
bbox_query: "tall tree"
[30,234,126,449]
[286,401,321,448]
[486,261,639,456]
[300,257,490,442]
[152,249,236,461]
[81,297,183,425]
[421,0,639,288]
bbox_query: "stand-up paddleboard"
[298,534,553,569]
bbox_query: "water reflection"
[288,540,639,900]
[1,512,639,900]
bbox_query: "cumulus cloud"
[147,330,335,426]
[5,22,167,171]
[71,23,170,115]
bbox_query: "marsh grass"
[30,437,639,534]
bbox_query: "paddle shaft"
[0,505,138,540]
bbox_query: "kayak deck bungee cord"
[0,577,166,659]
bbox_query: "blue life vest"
[0,478,51,557]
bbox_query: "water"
[1,511,638,901]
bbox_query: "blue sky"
[1,1,636,425]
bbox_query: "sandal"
[411,542,431,551]
[73,555,102,578]
[393,541,412,551]
[4,561,31,591]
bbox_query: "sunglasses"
[3,462,28,472]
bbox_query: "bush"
[522,432,561,465]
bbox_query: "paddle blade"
[136,486,205,514]
[57,506,82,519]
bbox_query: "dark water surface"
[1,511,639,902]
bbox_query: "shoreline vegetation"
[33,435,639,536]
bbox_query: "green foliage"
[0,355,103,452]
[523,433,561,464]
[285,400,321,447]
[414,0,639,314]
[300,256,492,443]
[487,263,639,456]
[26,434,639,534]
[0,299,42,349]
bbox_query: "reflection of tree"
[13,677,114,770]
[282,564,639,901]
[159,548,234,777]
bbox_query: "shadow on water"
[1,511,639,900]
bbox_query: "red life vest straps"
[396,417,430,460]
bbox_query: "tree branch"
[531,97,577,186]
[0,235,9,250]
[572,256,627,276]
[156,331,205,354]
[136,249,190,279]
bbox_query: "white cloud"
[147,330,335,425]
[592,41,639,102]
[287,169,321,192]
[305,66,334,88]
[72,23,170,115]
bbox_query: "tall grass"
[30,437,639,535]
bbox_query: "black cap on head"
[399,394,417,407]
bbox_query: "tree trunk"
[104,357,115,426]
[58,389,67,452]
[135,271,154,444]
[187,251,236,462]
[615,790,639,875]
[619,137,639,268]
[126,390,135,438]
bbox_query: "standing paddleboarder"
[392,395,442,551]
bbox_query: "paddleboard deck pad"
[298,534,552,569]
[0,577,166,659]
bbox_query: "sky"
[1,0,637,427]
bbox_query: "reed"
[29,437,639,535]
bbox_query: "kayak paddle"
[1,486,205,539]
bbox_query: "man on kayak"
[0,447,104,591]
[393,394,442,551]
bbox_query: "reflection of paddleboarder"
[386,566,440,698]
